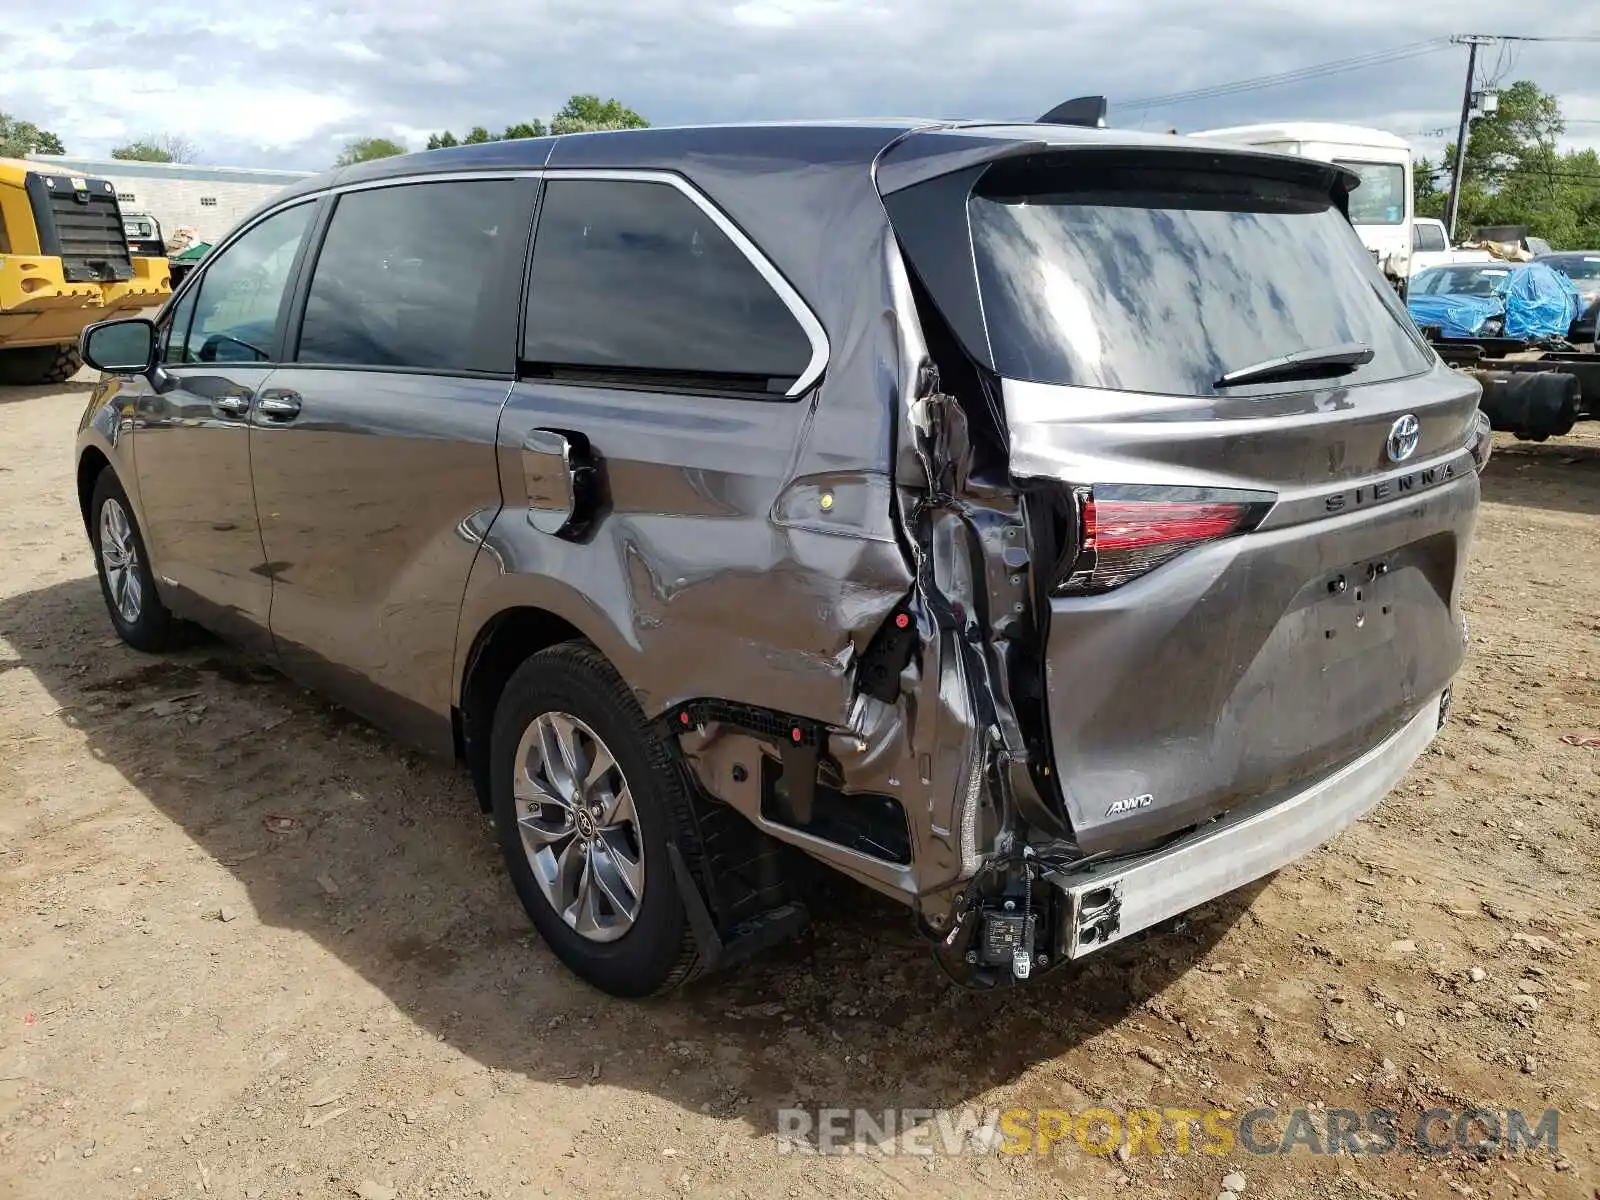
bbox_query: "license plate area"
[1317,555,1402,661]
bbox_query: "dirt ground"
[1,376,1597,1200]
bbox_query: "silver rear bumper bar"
[1047,690,1448,958]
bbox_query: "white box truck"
[1188,123,1413,289]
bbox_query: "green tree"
[1452,80,1563,194]
[335,136,407,166]
[0,111,65,158]
[113,141,171,162]
[1413,156,1447,221]
[1433,80,1596,246]
[549,94,649,134]
[111,134,199,163]
[425,95,647,150]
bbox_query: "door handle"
[213,393,252,418]
[521,428,602,540]
[255,390,302,422]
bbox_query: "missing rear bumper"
[1046,692,1445,960]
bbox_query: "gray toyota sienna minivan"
[75,118,1491,996]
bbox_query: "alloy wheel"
[513,710,645,943]
[99,498,143,625]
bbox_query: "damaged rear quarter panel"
[452,128,999,904]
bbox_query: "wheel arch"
[76,445,114,535]
[456,605,592,811]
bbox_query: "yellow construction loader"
[0,157,170,384]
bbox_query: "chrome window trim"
[181,166,829,399]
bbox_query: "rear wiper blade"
[1215,342,1374,389]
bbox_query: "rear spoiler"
[874,127,1360,197]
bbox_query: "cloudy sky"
[4,0,1597,171]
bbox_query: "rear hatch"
[880,132,1481,855]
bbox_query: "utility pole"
[1445,34,1496,240]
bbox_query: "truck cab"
[1411,217,1493,276]
[1189,123,1413,288]
[121,211,168,259]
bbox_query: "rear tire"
[90,469,182,652]
[490,643,703,997]
[0,343,83,386]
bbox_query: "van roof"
[302,118,1284,201]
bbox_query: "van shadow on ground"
[0,379,97,407]
[1478,433,1600,518]
[1,574,1259,1141]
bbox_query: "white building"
[26,155,314,246]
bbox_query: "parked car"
[74,122,1490,996]
[1535,251,1600,346]
[1408,260,1582,342]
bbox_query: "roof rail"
[1036,96,1108,128]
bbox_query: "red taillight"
[1087,499,1251,551]
[1059,489,1268,595]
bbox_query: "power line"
[1453,33,1600,42]
[1118,40,1450,111]
[1118,33,1600,115]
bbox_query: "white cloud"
[3,0,1588,171]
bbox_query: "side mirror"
[81,318,157,376]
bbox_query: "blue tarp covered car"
[1407,261,1582,341]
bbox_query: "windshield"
[1543,255,1600,283]
[1334,160,1406,226]
[967,160,1431,397]
[1411,265,1515,297]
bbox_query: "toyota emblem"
[1386,413,1420,463]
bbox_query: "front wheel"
[489,643,703,996]
[90,469,181,651]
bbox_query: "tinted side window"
[183,204,313,364]
[296,181,523,373]
[523,179,813,393]
[1413,222,1447,253]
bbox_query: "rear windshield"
[969,160,1432,396]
